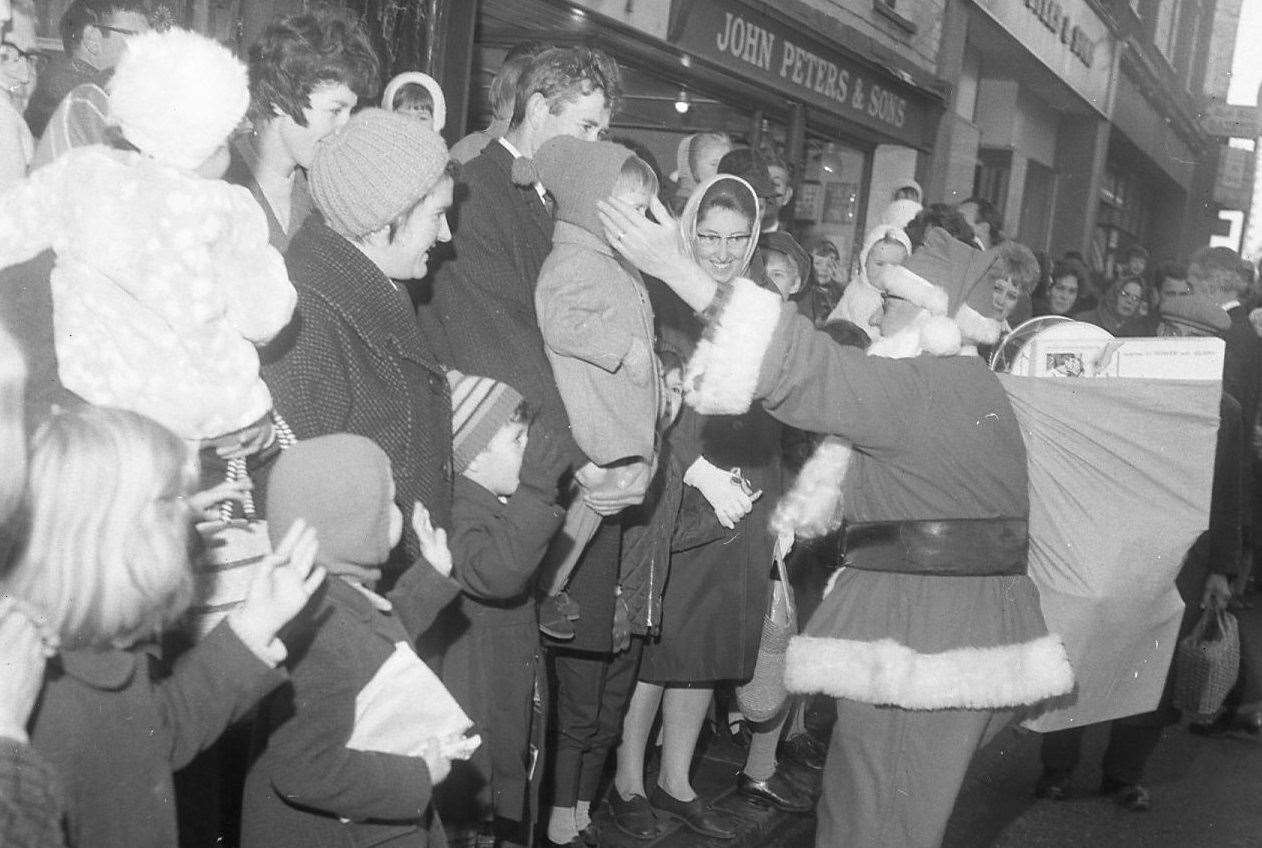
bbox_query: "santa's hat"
[886,226,1009,353]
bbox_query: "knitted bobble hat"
[448,370,524,474]
[310,108,450,239]
[108,28,249,171]
[510,136,635,238]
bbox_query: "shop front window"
[794,137,868,290]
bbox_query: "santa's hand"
[598,196,717,312]
[420,739,452,784]
[684,457,753,529]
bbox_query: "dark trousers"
[548,640,643,807]
[1039,719,1163,785]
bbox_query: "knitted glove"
[518,426,569,501]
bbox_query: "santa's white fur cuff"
[685,277,783,415]
[785,632,1074,710]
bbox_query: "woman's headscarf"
[679,174,762,281]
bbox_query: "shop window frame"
[872,0,917,36]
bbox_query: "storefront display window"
[795,137,868,287]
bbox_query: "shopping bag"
[736,537,797,722]
[1173,607,1240,718]
[186,413,296,638]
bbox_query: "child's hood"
[511,135,636,240]
[266,434,396,577]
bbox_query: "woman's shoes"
[779,732,827,771]
[1100,777,1151,812]
[736,770,813,812]
[607,791,658,840]
[1033,771,1071,801]
[648,785,736,839]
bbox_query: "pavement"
[592,599,1262,848]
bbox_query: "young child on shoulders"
[438,371,569,846]
[243,434,475,848]
[0,27,294,458]
[5,405,322,848]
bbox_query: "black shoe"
[648,785,736,840]
[538,597,576,640]
[607,791,658,840]
[1034,771,1071,801]
[578,822,599,847]
[736,770,813,812]
[1100,777,1150,812]
[779,732,827,772]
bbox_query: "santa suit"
[684,227,1073,848]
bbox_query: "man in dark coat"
[423,45,644,847]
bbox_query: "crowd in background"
[0,3,1259,848]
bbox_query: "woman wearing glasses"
[1073,276,1146,334]
[0,1,37,189]
[609,175,806,844]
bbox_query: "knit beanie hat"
[511,136,635,238]
[448,370,524,474]
[108,28,249,171]
[310,108,450,238]
[266,435,396,577]
[717,147,775,201]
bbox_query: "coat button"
[427,373,444,394]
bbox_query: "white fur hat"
[381,71,447,132]
[109,28,249,171]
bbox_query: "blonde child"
[0,28,295,467]
[5,406,323,848]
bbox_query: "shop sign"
[669,0,937,149]
[1200,102,1259,140]
[973,0,1115,115]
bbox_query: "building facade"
[931,0,1237,285]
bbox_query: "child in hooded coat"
[0,28,294,447]
[243,434,469,848]
[826,224,913,339]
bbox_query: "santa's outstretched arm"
[598,195,915,451]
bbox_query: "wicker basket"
[1172,608,1240,718]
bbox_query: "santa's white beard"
[866,313,927,359]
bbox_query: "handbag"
[186,413,297,639]
[736,535,797,722]
[1172,607,1240,718]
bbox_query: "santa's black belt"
[841,518,1028,577]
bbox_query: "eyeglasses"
[1050,282,1078,295]
[95,24,142,37]
[695,232,753,249]
[1117,290,1143,304]
[0,42,43,71]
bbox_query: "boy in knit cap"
[516,135,660,580]
[244,434,475,848]
[438,370,570,847]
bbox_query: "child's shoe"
[539,595,576,640]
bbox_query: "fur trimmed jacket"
[0,146,295,440]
